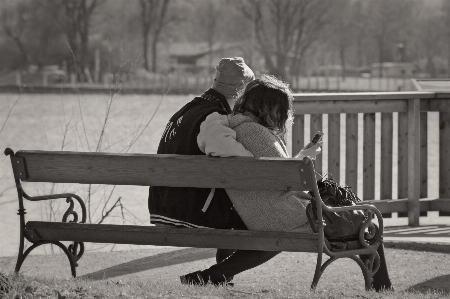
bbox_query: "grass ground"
[0,244,449,298]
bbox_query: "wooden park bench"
[5,148,384,290]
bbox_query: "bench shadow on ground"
[80,248,216,280]
[407,274,450,295]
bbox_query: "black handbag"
[306,178,368,250]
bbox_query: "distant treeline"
[1,0,449,82]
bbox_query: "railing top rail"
[293,91,440,101]
[435,93,450,98]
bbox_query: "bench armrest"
[24,192,87,223]
[317,200,384,258]
[322,203,384,236]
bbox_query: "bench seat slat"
[15,151,316,191]
[24,221,318,252]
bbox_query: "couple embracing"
[148,57,392,291]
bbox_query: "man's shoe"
[180,271,234,287]
[373,284,395,292]
[224,276,234,287]
[180,271,206,286]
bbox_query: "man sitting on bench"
[148,57,272,286]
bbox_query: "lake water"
[0,93,448,257]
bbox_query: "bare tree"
[50,0,103,82]
[139,0,175,72]
[198,1,219,74]
[444,0,450,74]
[366,0,413,77]
[1,0,32,66]
[31,2,64,68]
[416,10,445,77]
[352,0,368,68]
[325,0,355,79]
[239,0,333,79]
[0,0,67,70]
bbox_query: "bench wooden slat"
[15,151,316,191]
[24,222,319,252]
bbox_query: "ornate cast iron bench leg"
[7,148,87,278]
[310,222,325,290]
[13,190,87,277]
[15,240,84,277]
[310,211,383,291]
[310,251,380,291]
[13,191,87,277]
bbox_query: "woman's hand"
[294,141,322,160]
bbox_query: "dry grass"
[0,245,449,298]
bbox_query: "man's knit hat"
[212,57,255,98]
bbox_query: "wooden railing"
[291,91,450,226]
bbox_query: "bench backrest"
[10,150,317,191]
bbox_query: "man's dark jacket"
[148,88,246,230]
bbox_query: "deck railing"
[291,91,450,226]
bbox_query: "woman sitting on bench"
[189,74,393,291]
[198,74,320,233]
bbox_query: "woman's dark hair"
[233,74,293,135]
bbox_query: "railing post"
[292,115,305,156]
[345,114,358,194]
[398,112,408,202]
[420,112,428,199]
[328,114,340,183]
[440,99,450,203]
[407,98,421,226]
[363,113,376,200]
[311,114,323,175]
[380,113,393,218]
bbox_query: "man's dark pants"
[201,242,392,291]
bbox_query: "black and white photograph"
[0,0,449,298]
